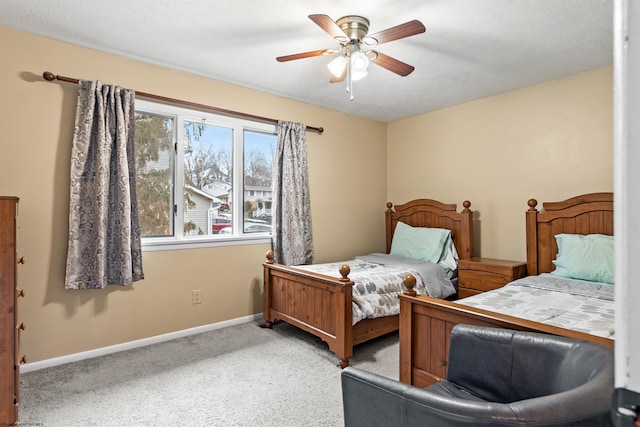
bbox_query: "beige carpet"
[19,320,399,427]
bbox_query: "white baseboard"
[20,313,263,373]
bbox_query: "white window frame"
[135,100,276,251]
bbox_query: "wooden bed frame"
[262,198,473,368]
[398,192,614,387]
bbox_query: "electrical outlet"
[192,289,202,305]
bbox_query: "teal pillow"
[390,221,451,264]
[552,233,614,284]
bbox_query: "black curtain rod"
[42,71,324,135]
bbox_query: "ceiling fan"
[277,14,426,100]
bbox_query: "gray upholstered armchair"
[342,324,614,426]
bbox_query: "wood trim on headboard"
[385,199,473,260]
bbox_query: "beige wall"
[0,26,613,363]
[387,67,613,260]
[0,27,387,362]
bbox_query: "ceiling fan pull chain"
[347,59,354,101]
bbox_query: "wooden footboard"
[263,251,355,368]
[263,251,400,368]
[398,292,614,387]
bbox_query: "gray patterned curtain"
[65,80,144,289]
[272,121,314,265]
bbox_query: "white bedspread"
[456,273,615,339]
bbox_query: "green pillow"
[390,221,451,264]
[552,233,614,284]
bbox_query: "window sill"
[141,234,272,252]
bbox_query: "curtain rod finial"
[43,71,56,81]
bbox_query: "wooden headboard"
[525,192,614,275]
[385,199,473,260]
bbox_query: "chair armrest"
[341,367,517,427]
[342,367,409,427]
[342,367,613,427]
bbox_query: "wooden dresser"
[458,257,527,298]
[0,196,21,425]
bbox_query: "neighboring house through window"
[134,99,276,249]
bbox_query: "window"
[134,100,276,249]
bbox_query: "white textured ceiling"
[0,0,613,123]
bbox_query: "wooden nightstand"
[458,257,527,298]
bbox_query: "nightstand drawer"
[459,269,515,291]
[458,257,527,295]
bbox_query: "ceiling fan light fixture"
[351,69,368,81]
[327,55,347,77]
[350,50,369,73]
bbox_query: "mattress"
[456,273,615,339]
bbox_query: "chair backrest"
[447,324,614,403]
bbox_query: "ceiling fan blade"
[276,49,330,62]
[364,20,426,46]
[308,14,348,40]
[370,51,415,76]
